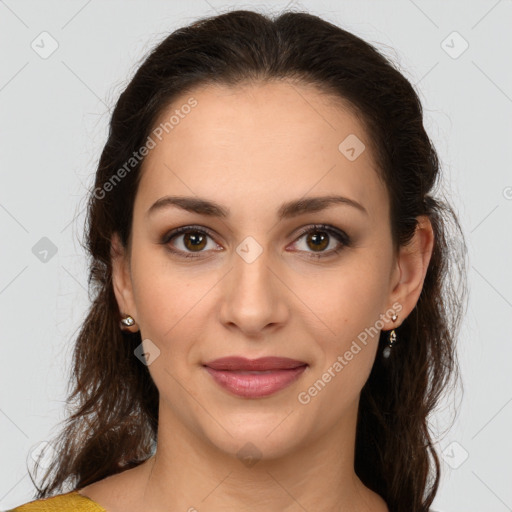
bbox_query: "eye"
[161,225,221,259]
[289,224,351,259]
[160,223,351,260]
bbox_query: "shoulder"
[7,490,107,512]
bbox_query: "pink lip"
[204,356,307,371]
[203,357,308,398]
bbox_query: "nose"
[218,243,289,337]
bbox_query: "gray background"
[1,1,511,510]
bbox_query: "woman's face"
[112,81,408,459]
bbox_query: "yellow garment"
[7,490,106,511]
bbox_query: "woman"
[10,8,467,512]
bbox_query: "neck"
[132,400,387,512]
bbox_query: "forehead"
[136,81,387,221]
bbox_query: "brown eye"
[291,224,350,259]
[305,231,329,252]
[182,231,207,252]
[161,226,220,259]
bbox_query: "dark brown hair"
[29,9,467,511]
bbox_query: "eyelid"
[290,224,349,244]
[161,224,218,244]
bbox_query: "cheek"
[295,257,390,340]
[129,248,218,355]
[296,273,385,421]
[294,255,389,395]
[129,247,182,340]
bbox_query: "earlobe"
[387,215,434,327]
[111,232,139,332]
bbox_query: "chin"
[200,411,308,463]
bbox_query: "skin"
[78,81,434,512]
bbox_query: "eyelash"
[160,224,351,260]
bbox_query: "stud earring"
[120,315,135,330]
[383,313,398,359]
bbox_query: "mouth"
[203,356,308,398]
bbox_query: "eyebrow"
[146,194,368,220]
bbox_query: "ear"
[111,232,139,332]
[385,215,435,329]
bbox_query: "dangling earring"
[120,314,135,330]
[383,313,398,359]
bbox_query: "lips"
[203,356,307,371]
[203,356,308,398]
